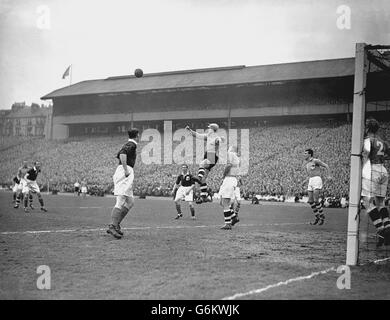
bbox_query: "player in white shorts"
[219,146,241,230]
[230,177,242,222]
[13,161,30,209]
[303,149,331,226]
[172,164,196,220]
[361,118,390,247]
[22,161,47,213]
[107,129,139,239]
[74,181,81,196]
[81,181,88,198]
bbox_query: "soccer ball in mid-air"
[134,68,143,78]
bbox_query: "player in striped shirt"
[186,123,224,202]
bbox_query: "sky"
[0,0,389,109]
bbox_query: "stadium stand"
[1,120,389,198]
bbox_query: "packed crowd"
[1,120,389,198]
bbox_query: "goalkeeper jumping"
[185,123,224,203]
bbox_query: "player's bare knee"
[312,194,320,203]
[222,198,230,209]
[375,196,385,208]
[366,202,376,213]
[126,196,134,210]
[115,196,125,209]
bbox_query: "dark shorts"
[202,152,219,170]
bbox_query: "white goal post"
[346,42,390,265]
[346,43,367,266]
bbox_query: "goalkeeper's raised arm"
[185,125,207,140]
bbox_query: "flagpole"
[69,64,73,86]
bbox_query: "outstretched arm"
[185,126,207,140]
[223,163,233,178]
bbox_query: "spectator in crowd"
[74,181,81,196]
[1,121,389,201]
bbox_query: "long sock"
[118,207,130,225]
[200,183,208,198]
[234,202,241,217]
[29,194,33,206]
[230,208,236,220]
[23,194,28,208]
[198,168,206,181]
[224,209,232,225]
[15,193,22,206]
[310,202,318,215]
[367,208,384,231]
[175,203,182,215]
[379,207,390,229]
[13,193,16,202]
[111,207,122,227]
[316,202,324,217]
[38,197,44,208]
[190,207,195,217]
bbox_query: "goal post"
[346,42,390,265]
[346,43,367,266]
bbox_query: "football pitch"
[0,191,389,300]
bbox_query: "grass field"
[0,191,389,300]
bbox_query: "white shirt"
[227,150,240,176]
[194,131,223,154]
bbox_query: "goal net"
[346,43,390,265]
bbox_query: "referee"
[107,129,139,239]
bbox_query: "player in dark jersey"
[107,129,139,239]
[22,161,47,212]
[172,164,196,220]
[361,118,390,246]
